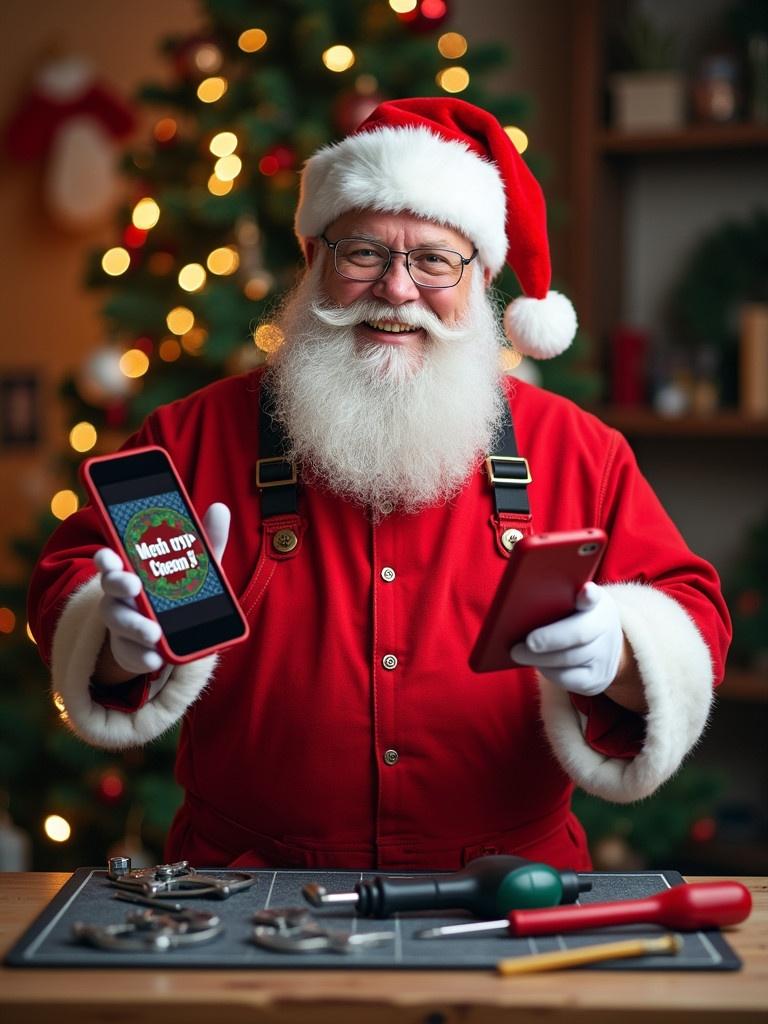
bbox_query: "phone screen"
[87,448,246,657]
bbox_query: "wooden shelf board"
[593,407,768,438]
[596,121,768,154]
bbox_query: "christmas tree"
[1,0,530,870]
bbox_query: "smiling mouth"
[362,319,421,334]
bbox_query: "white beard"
[267,265,506,514]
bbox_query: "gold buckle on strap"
[485,455,532,487]
[255,457,297,489]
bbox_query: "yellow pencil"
[497,933,683,975]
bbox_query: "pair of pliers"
[108,859,255,899]
[251,905,393,954]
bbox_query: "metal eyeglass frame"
[320,234,478,289]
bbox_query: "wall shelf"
[596,122,768,155]
[595,407,768,438]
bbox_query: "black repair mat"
[4,868,741,970]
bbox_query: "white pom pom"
[503,291,578,359]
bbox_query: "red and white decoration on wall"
[4,55,136,232]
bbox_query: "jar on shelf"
[692,54,740,122]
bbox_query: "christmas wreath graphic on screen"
[109,492,224,613]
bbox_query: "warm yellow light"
[50,490,79,521]
[389,0,417,12]
[244,273,273,301]
[209,131,238,157]
[437,66,470,93]
[178,263,207,292]
[194,43,222,73]
[167,306,195,335]
[500,348,523,372]
[438,32,468,59]
[207,246,240,275]
[26,622,36,644]
[253,323,284,352]
[181,327,208,355]
[504,125,529,153]
[355,73,379,95]
[197,76,228,103]
[153,117,177,143]
[52,692,67,712]
[238,28,268,52]
[101,247,130,276]
[69,421,98,453]
[44,815,71,843]
[207,174,234,196]
[158,338,182,362]
[0,607,16,634]
[214,154,242,181]
[132,197,160,230]
[322,45,355,73]
[119,349,150,378]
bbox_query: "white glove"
[93,502,231,676]
[509,582,624,697]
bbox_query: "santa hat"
[295,97,577,359]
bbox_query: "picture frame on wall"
[0,372,41,446]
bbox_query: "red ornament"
[134,336,154,356]
[690,816,717,843]
[258,144,295,176]
[105,401,128,428]
[398,0,450,33]
[333,90,384,135]
[98,770,125,802]
[123,224,148,249]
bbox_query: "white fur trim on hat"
[539,583,714,803]
[503,291,578,359]
[51,575,217,749]
[295,125,508,275]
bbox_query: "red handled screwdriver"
[416,880,752,938]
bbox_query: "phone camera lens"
[578,543,598,556]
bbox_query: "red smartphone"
[81,445,249,664]
[469,528,608,673]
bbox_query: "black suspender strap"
[485,399,531,516]
[256,380,529,519]
[255,382,298,518]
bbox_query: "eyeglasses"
[320,234,478,289]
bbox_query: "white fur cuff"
[539,583,714,803]
[51,576,217,749]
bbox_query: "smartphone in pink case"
[82,445,249,664]
[470,528,608,673]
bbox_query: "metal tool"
[302,855,590,918]
[112,890,185,913]
[253,921,394,954]
[106,858,255,899]
[252,906,314,932]
[73,907,223,951]
[416,880,753,938]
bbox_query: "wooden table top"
[1,872,766,1023]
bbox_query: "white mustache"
[309,297,465,346]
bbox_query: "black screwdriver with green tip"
[302,855,591,918]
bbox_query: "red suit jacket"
[29,371,730,870]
